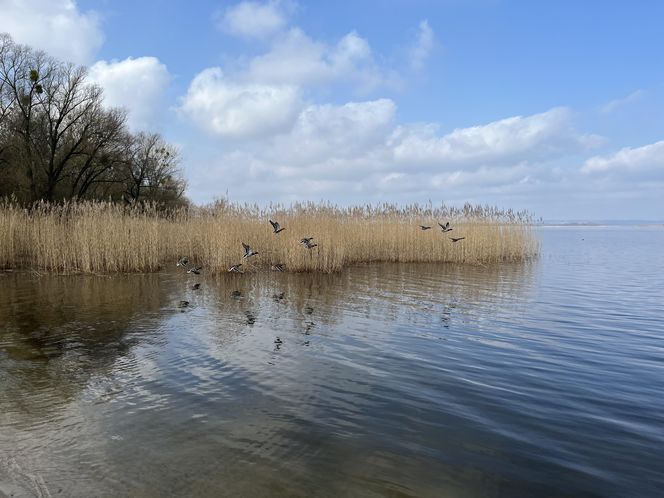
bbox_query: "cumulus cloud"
[390,107,600,167]
[182,102,601,206]
[178,9,614,211]
[410,20,435,70]
[178,67,302,138]
[582,140,664,176]
[0,0,103,64]
[272,99,395,164]
[248,28,385,91]
[178,25,393,138]
[182,3,400,143]
[88,57,171,131]
[217,0,293,39]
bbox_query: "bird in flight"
[269,220,286,234]
[228,264,243,273]
[242,243,259,258]
[271,264,285,272]
[176,256,189,267]
[420,225,431,230]
[187,265,202,274]
[191,283,201,290]
[439,222,453,233]
[300,237,317,249]
[449,237,465,243]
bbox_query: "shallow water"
[1,227,663,497]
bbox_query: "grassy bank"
[0,201,538,273]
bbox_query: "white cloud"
[178,67,302,139]
[183,103,600,206]
[582,140,664,175]
[217,0,292,39]
[248,28,385,91]
[600,89,645,114]
[0,0,103,64]
[410,20,435,70]
[270,99,395,170]
[176,11,629,215]
[179,26,392,138]
[390,107,600,167]
[88,57,171,131]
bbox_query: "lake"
[1,226,663,497]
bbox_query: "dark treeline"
[0,33,188,208]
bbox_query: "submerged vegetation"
[0,200,538,273]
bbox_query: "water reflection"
[1,234,663,498]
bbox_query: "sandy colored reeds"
[0,200,538,273]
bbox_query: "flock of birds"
[173,218,464,340]
[420,221,466,243]
[174,219,318,306]
[174,219,464,306]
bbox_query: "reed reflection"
[0,261,536,497]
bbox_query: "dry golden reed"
[0,200,538,273]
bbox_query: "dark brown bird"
[271,264,285,272]
[450,237,465,243]
[269,220,285,234]
[300,237,317,249]
[420,225,431,230]
[191,283,201,290]
[439,222,453,233]
[187,265,202,274]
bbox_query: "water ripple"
[1,227,663,496]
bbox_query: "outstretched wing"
[269,220,279,231]
[242,242,250,255]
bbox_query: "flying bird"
[439,222,453,233]
[191,283,201,290]
[450,237,466,243]
[420,225,432,230]
[187,265,202,274]
[228,264,243,273]
[300,237,317,249]
[176,256,189,267]
[242,243,259,258]
[269,220,285,234]
[271,264,285,272]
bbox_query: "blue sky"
[2,0,663,219]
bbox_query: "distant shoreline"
[539,222,664,227]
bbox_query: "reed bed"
[0,200,538,273]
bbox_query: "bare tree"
[67,107,128,199]
[0,33,188,207]
[0,34,55,199]
[123,132,186,206]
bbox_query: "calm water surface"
[1,227,663,497]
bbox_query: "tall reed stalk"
[0,200,538,273]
